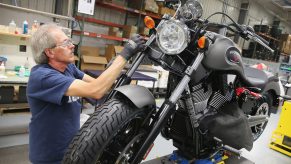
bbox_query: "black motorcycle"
[63,0,276,163]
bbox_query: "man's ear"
[44,48,54,58]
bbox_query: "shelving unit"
[75,15,125,28]
[257,32,279,42]
[73,0,161,67]
[95,1,161,19]
[72,30,128,42]
[74,0,161,42]
[249,31,281,62]
[0,31,31,40]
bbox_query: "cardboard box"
[127,0,158,13]
[105,45,124,62]
[80,46,99,57]
[123,25,138,38]
[81,56,108,70]
[144,0,159,13]
[139,27,150,36]
[74,56,79,61]
[159,7,176,16]
[127,0,143,10]
[108,27,123,37]
[280,34,291,54]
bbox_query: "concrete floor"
[0,99,290,164]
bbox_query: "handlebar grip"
[253,33,269,45]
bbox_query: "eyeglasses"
[52,39,74,48]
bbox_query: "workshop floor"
[0,99,290,164]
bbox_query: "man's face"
[49,30,75,64]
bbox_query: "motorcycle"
[236,64,284,140]
[63,0,277,163]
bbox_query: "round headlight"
[156,20,190,55]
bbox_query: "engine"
[163,80,234,159]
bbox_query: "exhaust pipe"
[248,115,269,127]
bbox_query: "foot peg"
[214,137,242,157]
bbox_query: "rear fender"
[263,80,284,97]
[114,85,156,108]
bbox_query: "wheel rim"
[252,102,269,139]
[96,115,146,164]
[115,133,144,164]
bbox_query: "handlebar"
[238,24,274,53]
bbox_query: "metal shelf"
[0,31,31,39]
[95,1,161,19]
[257,32,280,42]
[72,30,128,42]
[75,16,125,28]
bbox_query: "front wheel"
[62,98,151,164]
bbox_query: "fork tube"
[126,34,156,76]
[169,52,204,103]
[106,35,156,100]
[132,52,204,163]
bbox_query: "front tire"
[63,98,151,164]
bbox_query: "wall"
[1,0,291,68]
[0,0,71,69]
[0,35,34,70]
[72,0,126,56]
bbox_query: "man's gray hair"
[30,24,61,64]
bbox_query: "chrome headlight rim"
[156,20,190,55]
[179,0,203,21]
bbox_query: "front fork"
[132,52,205,163]
[105,35,156,101]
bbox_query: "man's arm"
[65,34,145,99]
[82,74,95,83]
[65,55,126,99]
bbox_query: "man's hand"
[120,34,146,61]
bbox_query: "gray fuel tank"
[203,33,245,77]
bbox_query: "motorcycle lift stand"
[269,100,291,156]
[142,151,254,164]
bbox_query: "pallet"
[0,103,30,115]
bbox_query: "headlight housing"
[156,20,190,55]
[179,0,203,21]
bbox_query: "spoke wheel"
[63,98,151,164]
[98,117,145,164]
[251,102,269,140]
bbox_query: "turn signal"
[198,36,206,49]
[144,16,155,29]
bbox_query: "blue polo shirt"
[27,63,84,164]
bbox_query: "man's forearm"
[91,55,127,98]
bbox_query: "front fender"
[114,85,156,108]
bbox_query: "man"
[27,24,146,164]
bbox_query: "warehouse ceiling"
[256,0,291,21]
[272,0,291,10]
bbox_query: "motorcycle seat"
[243,66,268,90]
[264,70,279,83]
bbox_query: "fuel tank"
[203,33,245,77]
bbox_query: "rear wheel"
[62,98,151,164]
[251,97,270,141]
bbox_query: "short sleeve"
[28,70,74,105]
[69,63,84,80]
